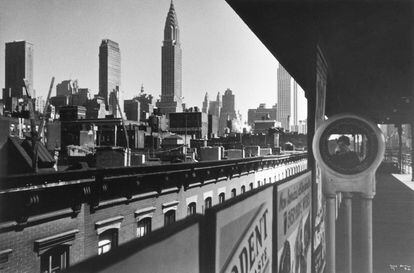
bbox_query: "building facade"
[156,1,183,115]
[124,99,140,122]
[99,39,121,115]
[169,111,208,139]
[247,103,277,126]
[3,41,34,112]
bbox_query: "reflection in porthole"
[319,118,378,175]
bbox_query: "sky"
[0,0,307,122]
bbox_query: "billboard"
[276,172,312,273]
[212,186,274,273]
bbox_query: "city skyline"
[0,0,307,121]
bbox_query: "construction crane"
[22,77,55,173]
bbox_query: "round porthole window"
[319,117,378,175]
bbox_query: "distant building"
[99,39,121,113]
[277,64,292,130]
[202,93,209,113]
[253,120,282,134]
[208,114,219,138]
[56,79,78,97]
[156,1,183,114]
[247,103,277,126]
[59,106,86,121]
[134,85,154,121]
[169,111,208,139]
[3,41,34,112]
[208,92,221,117]
[72,88,90,106]
[85,96,107,119]
[219,89,238,135]
[298,119,307,134]
[124,99,140,122]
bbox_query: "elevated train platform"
[336,173,414,273]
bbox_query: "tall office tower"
[156,1,182,114]
[292,81,298,131]
[277,64,292,131]
[202,92,209,113]
[219,88,238,135]
[99,39,121,114]
[3,41,34,111]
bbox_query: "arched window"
[241,185,246,194]
[231,188,236,198]
[137,217,152,238]
[204,197,212,211]
[249,183,254,190]
[98,229,118,255]
[164,210,176,226]
[187,202,197,216]
[258,181,261,187]
[40,245,69,272]
[219,192,225,204]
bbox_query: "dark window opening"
[164,210,176,226]
[137,218,152,238]
[40,245,69,273]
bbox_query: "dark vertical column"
[326,194,336,273]
[343,193,353,273]
[360,194,374,273]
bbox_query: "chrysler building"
[156,1,183,115]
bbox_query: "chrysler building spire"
[156,0,183,115]
[163,0,180,44]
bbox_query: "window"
[40,245,69,273]
[258,181,261,187]
[204,197,212,211]
[231,188,236,198]
[264,178,267,184]
[241,185,246,194]
[249,183,254,190]
[137,218,152,238]
[164,210,176,226]
[187,202,197,216]
[269,177,272,183]
[219,193,225,204]
[98,229,118,255]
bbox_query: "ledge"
[162,201,179,209]
[135,206,156,217]
[95,216,124,230]
[34,229,79,255]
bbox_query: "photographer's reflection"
[331,135,360,169]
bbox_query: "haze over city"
[0,0,307,121]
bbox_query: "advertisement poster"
[313,163,326,273]
[277,173,312,273]
[215,187,273,273]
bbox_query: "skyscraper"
[202,92,209,113]
[3,41,34,111]
[277,64,292,130]
[156,1,182,114]
[219,88,238,135]
[99,39,121,114]
[292,81,298,131]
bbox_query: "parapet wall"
[0,153,307,272]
